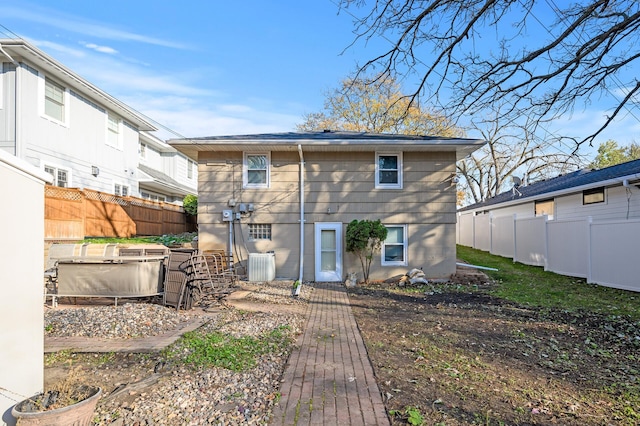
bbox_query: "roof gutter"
[294,144,304,296]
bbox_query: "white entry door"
[314,222,343,282]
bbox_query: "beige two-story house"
[169,131,485,282]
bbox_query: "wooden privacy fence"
[45,185,196,240]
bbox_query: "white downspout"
[294,144,304,296]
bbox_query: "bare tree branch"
[340,0,640,148]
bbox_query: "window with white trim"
[188,159,196,179]
[114,183,129,197]
[141,191,165,202]
[44,77,66,122]
[375,152,403,189]
[139,142,147,160]
[243,153,270,188]
[248,224,272,241]
[106,113,122,149]
[44,165,69,188]
[382,225,407,266]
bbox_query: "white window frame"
[375,152,403,189]
[39,74,70,126]
[43,164,71,188]
[381,224,408,266]
[106,113,123,149]
[243,152,270,188]
[141,191,166,202]
[187,159,196,180]
[114,183,130,197]
[139,142,147,160]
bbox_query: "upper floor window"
[139,142,147,160]
[243,153,270,188]
[382,225,407,266]
[107,113,122,149]
[583,187,605,205]
[188,159,196,179]
[44,165,69,188]
[376,152,403,189]
[44,77,66,123]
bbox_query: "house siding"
[198,150,458,281]
[1,41,196,204]
[555,186,640,221]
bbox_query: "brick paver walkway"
[271,282,390,426]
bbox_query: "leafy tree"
[589,140,640,169]
[339,0,640,148]
[297,73,463,137]
[345,219,388,284]
[183,194,198,216]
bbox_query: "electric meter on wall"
[222,210,233,222]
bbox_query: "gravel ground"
[43,281,312,425]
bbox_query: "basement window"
[248,224,272,241]
[382,225,407,266]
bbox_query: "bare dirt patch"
[348,270,640,425]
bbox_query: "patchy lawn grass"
[457,245,640,319]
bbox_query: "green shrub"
[346,219,387,284]
[183,194,198,216]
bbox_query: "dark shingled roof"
[183,130,469,141]
[167,130,487,161]
[460,158,640,211]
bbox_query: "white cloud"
[2,3,305,139]
[82,42,118,55]
[0,5,188,49]
[125,96,300,138]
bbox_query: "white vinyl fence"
[457,213,640,293]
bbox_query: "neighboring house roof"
[460,159,640,212]
[0,38,156,132]
[140,131,177,153]
[168,131,486,161]
[138,164,195,197]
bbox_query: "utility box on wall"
[248,252,276,282]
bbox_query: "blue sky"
[0,1,378,138]
[0,1,637,153]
